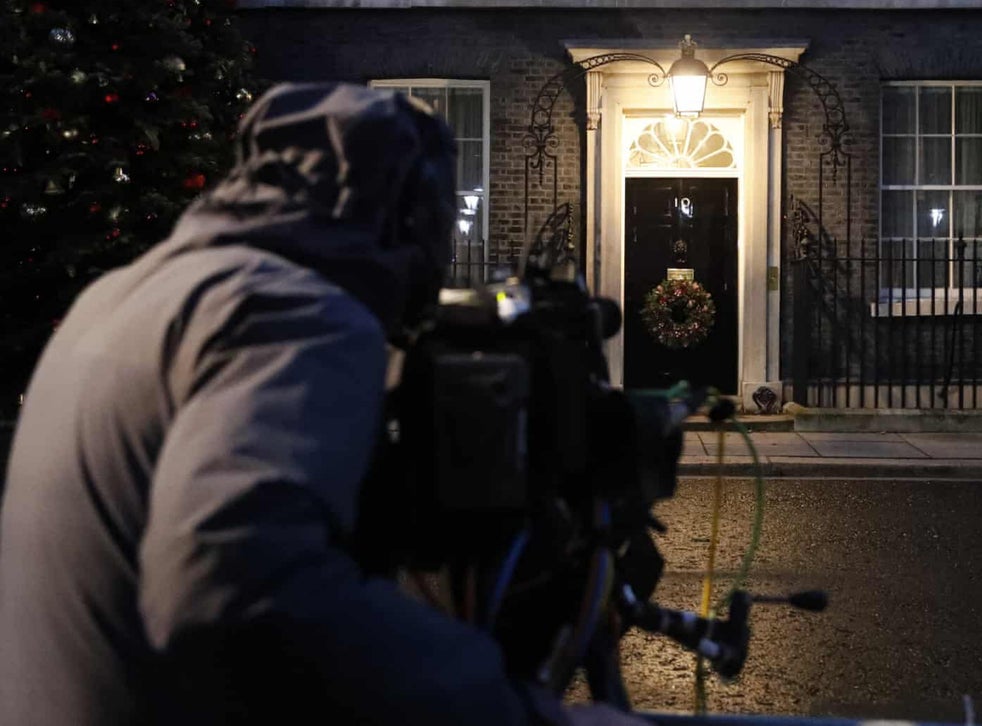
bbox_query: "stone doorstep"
[684,406,982,434]
[678,404,982,435]
[785,404,982,433]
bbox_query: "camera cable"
[692,390,767,714]
[483,527,531,631]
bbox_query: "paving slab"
[696,433,755,456]
[678,424,982,478]
[700,434,824,458]
[899,432,982,458]
[797,432,908,442]
[804,439,929,459]
[682,431,706,456]
[702,442,818,458]
[736,432,807,443]
[701,446,756,458]
[695,431,761,446]
[749,442,819,457]
[722,432,820,457]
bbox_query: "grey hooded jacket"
[0,84,550,725]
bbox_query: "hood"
[155,82,457,331]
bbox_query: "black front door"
[623,177,738,393]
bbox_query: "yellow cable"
[690,394,767,715]
[700,426,725,617]
[695,423,726,714]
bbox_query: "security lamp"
[668,35,710,117]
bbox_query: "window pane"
[451,193,485,286]
[963,241,982,289]
[955,191,982,239]
[413,87,447,119]
[882,137,915,185]
[917,189,949,238]
[917,238,947,288]
[882,190,912,238]
[883,87,915,134]
[951,238,971,288]
[951,240,975,295]
[956,87,982,134]
[882,239,915,289]
[455,193,484,245]
[457,139,483,191]
[448,88,483,139]
[956,138,982,185]
[919,137,951,185]
[919,87,952,134]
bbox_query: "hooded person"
[0,83,647,726]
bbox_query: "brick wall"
[239,8,982,379]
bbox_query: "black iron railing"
[792,224,982,409]
[445,259,514,289]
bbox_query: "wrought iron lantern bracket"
[524,53,666,187]
[708,52,850,181]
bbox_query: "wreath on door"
[641,279,716,350]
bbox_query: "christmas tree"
[0,0,267,416]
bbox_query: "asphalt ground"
[567,476,982,723]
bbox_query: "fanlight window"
[627,118,735,169]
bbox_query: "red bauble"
[104,92,120,104]
[182,173,206,190]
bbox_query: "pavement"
[679,419,982,479]
[5,417,982,481]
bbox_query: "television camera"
[359,223,825,710]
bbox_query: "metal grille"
[791,197,982,409]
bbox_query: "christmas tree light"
[0,0,268,415]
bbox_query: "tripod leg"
[583,615,632,711]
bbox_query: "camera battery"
[430,352,529,512]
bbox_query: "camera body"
[397,273,686,553]
[360,268,700,686]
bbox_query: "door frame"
[623,176,740,393]
[568,40,807,408]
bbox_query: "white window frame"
[879,80,982,316]
[370,78,491,275]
